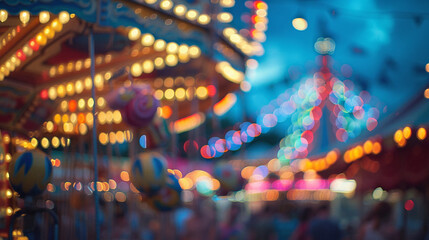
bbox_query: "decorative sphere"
[106,86,135,110]
[8,150,52,197]
[124,90,159,127]
[213,163,241,194]
[107,84,158,127]
[146,173,182,212]
[130,152,167,195]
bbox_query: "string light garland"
[0,14,72,81]
[200,57,380,161]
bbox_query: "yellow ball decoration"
[8,150,53,197]
[130,152,167,195]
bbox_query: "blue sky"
[247,0,429,112]
[229,0,429,159]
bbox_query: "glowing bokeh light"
[292,18,308,31]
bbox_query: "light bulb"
[51,19,63,32]
[141,33,155,46]
[131,63,142,77]
[0,9,8,22]
[43,26,55,39]
[292,17,308,31]
[19,10,30,25]
[174,5,187,16]
[59,11,70,24]
[39,11,50,24]
[160,0,173,10]
[186,10,198,21]
[128,27,141,41]
[198,14,211,25]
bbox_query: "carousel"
[0,0,267,239]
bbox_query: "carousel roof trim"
[0,0,253,70]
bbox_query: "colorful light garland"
[200,57,380,164]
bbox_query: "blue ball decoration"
[146,173,182,212]
[130,152,167,195]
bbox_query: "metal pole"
[89,27,100,240]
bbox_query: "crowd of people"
[98,197,420,240]
[177,199,400,240]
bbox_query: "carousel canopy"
[0,0,263,139]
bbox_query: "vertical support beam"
[89,28,100,240]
